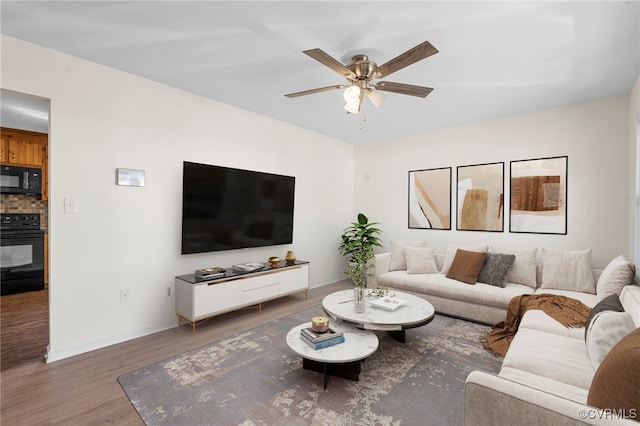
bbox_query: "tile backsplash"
[0,194,49,232]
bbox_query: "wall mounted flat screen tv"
[181,161,295,254]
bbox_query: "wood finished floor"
[0,280,351,425]
[1,288,49,371]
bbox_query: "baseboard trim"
[45,321,176,363]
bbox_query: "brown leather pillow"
[445,249,487,284]
[587,328,640,416]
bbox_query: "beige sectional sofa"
[373,241,639,424]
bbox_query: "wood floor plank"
[0,280,351,424]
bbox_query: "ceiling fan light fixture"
[342,84,361,103]
[367,89,385,108]
[344,100,361,114]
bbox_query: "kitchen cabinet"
[1,127,48,200]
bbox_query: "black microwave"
[0,165,42,195]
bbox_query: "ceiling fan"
[285,41,438,113]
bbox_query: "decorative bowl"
[268,256,280,267]
[311,316,329,333]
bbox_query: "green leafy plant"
[339,213,383,288]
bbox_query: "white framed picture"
[116,168,145,187]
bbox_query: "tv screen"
[181,161,295,254]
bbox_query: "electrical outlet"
[120,288,130,302]
[64,197,78,214]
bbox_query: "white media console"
[175,261,309,333]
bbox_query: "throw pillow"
[441,244,488,274]
[587,328,640,416]
[585,311,637,370]
[490,246,537,289]
[389,241,427,271]
[405,247,438,274]
[596,255,636,301]
[541,248,596,294]
[477,253,516,287]
[584,293,625,340]
[445,249,488,284]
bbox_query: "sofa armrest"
[374,252,391,277]
[464,371,637,425]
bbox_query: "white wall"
[354,95,632,269]
[1,35,354,361]
[629,75,640,270]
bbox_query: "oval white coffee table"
[322,289,435,343]
[286,322,379,389]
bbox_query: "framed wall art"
[116,168,145,187]
[509,156,567,234]
[456,162,504,232]
[408,167,452,230]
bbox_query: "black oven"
[1,213,45,295]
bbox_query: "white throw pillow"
[405,247,438,274]
[389,241,427,271]
[541,248,596,294]
[490,246,537,289]
[596,255,636,301]
[441,244,488,274]
[586,311,637,370]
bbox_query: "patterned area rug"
[118,306,501,425]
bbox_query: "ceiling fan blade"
[285,84,346,98]
[374,81,434,98]
[372,41,439,79]
[303,48,356,80]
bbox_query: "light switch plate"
[64,197,78,213]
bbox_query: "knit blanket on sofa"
[483,294,591,357]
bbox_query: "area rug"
[118,306,501,426]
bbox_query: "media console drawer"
[242,283,279,304]
[241,272,279,292]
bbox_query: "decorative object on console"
[232,262,265,273]
[456,162,504,232]
[268,257,280,268]
[195,267,225,279]
[408,167,452,230]
[285,250,296,264]
[510,155,567,235]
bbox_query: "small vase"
[285,250,296,264]
[354,286,366,313]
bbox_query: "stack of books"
[300,327,344,349]
[195,267,226,279]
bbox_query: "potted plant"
[339,213,383,312]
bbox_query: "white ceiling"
[1,1,639,143]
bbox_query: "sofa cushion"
[445,249,487,284]
[584,293,624,340]
[442,244,488,274]
[518,310,585,340]
[405,247,438,274]
[586,311,637,370]
[533,288,598,308]
[502,328,595,390]
[587,328,640,415]
[490,246,537,289]
[596,255,636,301]
[498,366,589,404]
[541,248,596,294]
[389,241,426,271]
[477,253,516,287]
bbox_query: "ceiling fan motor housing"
[347,55,377,81]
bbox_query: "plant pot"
[354,286,366,313]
